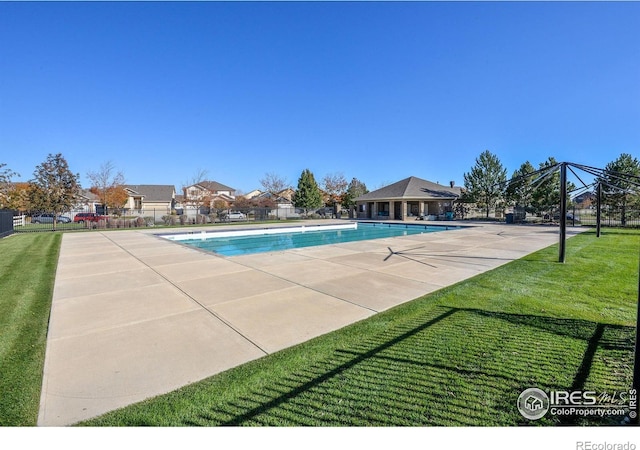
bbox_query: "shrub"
[162,215,179,226]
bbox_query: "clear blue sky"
[1,1,638,194]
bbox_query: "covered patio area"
[355,176,461,220]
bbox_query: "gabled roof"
[276,188,295,201]
[77,189,100,202]
[255,191,292,204]
[244,189,263,199]
[356,176,461,201]
[124,185,176,202]
[194,180,235,193]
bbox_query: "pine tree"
[505,161,536,212]
[293,169,323,215]
[342,177,369,209]
[597,153,640,226]
[463,150,507,218]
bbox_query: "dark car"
[73,213,107,223]
[32,213,71,224]
[316,207,335,218]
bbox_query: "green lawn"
[78,228,638,426]
[0,228,636,426]
[0,233,61,426]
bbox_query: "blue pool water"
[174,222,457,257]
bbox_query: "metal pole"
[559,162,567,263]
[596,182,602,238]
[633,244,640,425]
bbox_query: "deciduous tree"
[321,172,348,206]
[182,168,212,216]
[5,182,30,212]
[260,172,289,197]
[87,160,127,213]
[0,163,18,209]
[29,153,81,230]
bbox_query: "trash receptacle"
[506,213,514,224]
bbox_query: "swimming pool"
[162,222,458,257]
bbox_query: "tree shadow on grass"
[178,306,634,427]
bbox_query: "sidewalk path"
[38,221,581,425]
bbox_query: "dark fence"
[0,210,14,238]
[573,208,640,228]
[456,204,640,228]
[13,206,348,233]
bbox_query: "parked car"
[551,212,579,221]
[222,211,247,222]
[73,213,108,223]
[31,213,71,224]
[315,207,335,218]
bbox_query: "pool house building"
[355,176,462,221]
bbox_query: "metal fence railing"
[12,206,348,233]
[454,204,640,228]
[572,208,640,228]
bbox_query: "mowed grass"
[0,233,61,426]
[80,228,639,426]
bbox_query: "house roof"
[276,188,295,201]
[124,185,176,202]
[195,181,235,193]
[77,189,100,202]
[356,176,461,201]
[243,189,263,199]
[255,191,293,204]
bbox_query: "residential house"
[573,191,596,209]
[243,189,263,200]
[355,176,461,220]
[73,189,101,214]
[248,188,299,218]
[123,185,176,215]
[182,180,236,216]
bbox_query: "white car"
[223,211,247,222]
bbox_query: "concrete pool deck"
[38,220,582,426]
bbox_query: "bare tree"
[260,172,288,197]
[182,168,211,220]
[87,161,126,213]
[182,168,209,190]
[321,172,348,206]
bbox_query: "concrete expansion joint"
[98,232,270,356]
